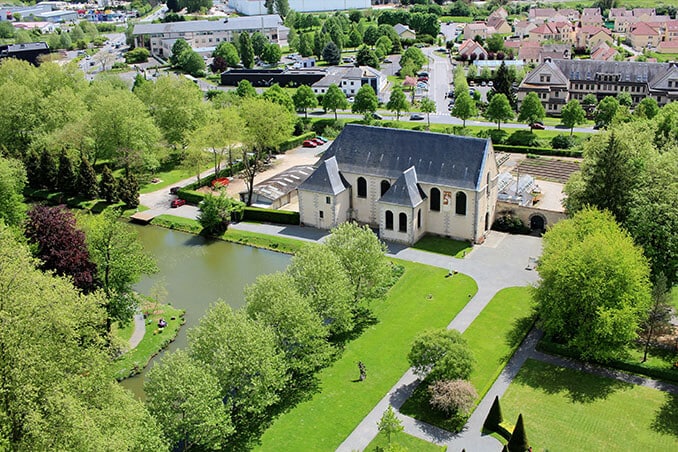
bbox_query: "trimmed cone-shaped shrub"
[507,413,529,452]
[483,395,504,430]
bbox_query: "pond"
[120,225,291,398]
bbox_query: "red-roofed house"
[576,26,613,49]
[590,42,618,61]
[664,20,678,43]
[458,39,488,60]
[518,42,540,63]
[629,22,661,50]
[528,22,574,43]
[463,22,496,40]
[657,40,678,54]
[581,8,603,27]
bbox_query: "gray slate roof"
[379,166,427,207]
[320,125,491,190]
[133,14,284,35]
[551,59,670,83]
[298,157,350,195]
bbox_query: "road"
[422,47,453,115]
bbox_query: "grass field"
[400,287,534,430]
[412,234,473,259]
[255,261,478,451]
[502,359,678,451]
[365,431,446,451]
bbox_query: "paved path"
[128,313,146,349]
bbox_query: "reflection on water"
[120,225,291,398]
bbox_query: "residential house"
[297,125,499,245]
[576,26,613,49]
[458,39,488,60]
[528,22,574,43]
[132,15,288,58]
[487,7,511,35]
[517,41,540,63]
[540,43,571,61]
[590,42,618,61]
[393,23,416,40]
[518,59,678,114]
[514,20,537,39]
[488,6,508,21]
[311,66,387,100]
[614,14,669,34]
[463,22,496,40]
[628,22,661,51]
[657,40,678,54]
[529,8,557,23]
[663,20,678,43]
[581,8,604,28]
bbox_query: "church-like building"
[297,125,499,245]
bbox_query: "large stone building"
[297,125,498,245]
[518,59,678,114]
[228,0,370,15]
[132,15,288,59]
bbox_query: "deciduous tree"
[594,96,619,128]
[377,406,403,444]
[213,41,240,67]
[351,83,379,120]
[292,84,319,118]
[386,85,408,121]
[408,329,475,382]
[262,83,295,112]
[197,191,244,234]
[560,99,586,136]
[451,91,477,127]
[235,79,257,98]
[429,379,477,415]
[485,93,514,130]
[420,97,436,128]
[517,92,545,130]
[251,31,269,58]
[262,43,282,65]
[0,156,27,227]
[322,83,349,120]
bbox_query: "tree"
[313,31,330,59]
[292,84,319,118]
[213,42,240,67]
[79,208,158,332]
[125,47,150,63]
[348,27,362,48]
[324,222,391,304]
[451,91,477,127]
[486,34,505,53]
[170,39,191,66]
[239,33,255,69]
[57,150,78,195]
[351,84,379,120]
[401,46,427,71]
[594,96,619,128]
[377,406,403,444]
[287,243,354,336]
[183,0,212,13]
[239,97,295,205]
[263,83,295,113]
[492,61,515,107]
[145,350,232,451]
[375,35,393,58]
[582,93,598,108]
[635,97,659,120]
[298,32,313,57]
[235,79,257,98]
[77,156,99,199]
[560,99,586,136]
[188,302,288,449]
[117,173,140,208]
[197,192,244,234]
[25,205,98,293]
[0,156,27,227]
[419,97,436,128]
[617,91,632,107]
[533,208,652,362]
[322,41,341,65]
[98,165,118,203]
[167,0,181,12]
[251,31,269,58]
[262,43,282,65]
[485,93,514,130]
[363,25,380,45]
[245,272,333,378]
[387,85,408,121]
[39,148,58,190]
[517,92,545,130]
[179,50,206,76]
[507,414,529,452]
[356,45,379,68]
[0,225,166,451]
[188,107,244,176]
[408,329,475,382]
[640,274,673,362]
[322,83,349,120]
[429,379,478,415]
[483,396,503,431]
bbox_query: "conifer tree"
[78,156,99,199]
[99,165,118,203]
[57,149,78,195]
[483,395,503,430]
[118,174,139,208]
[39,149,58,190]
[507,414,529,452]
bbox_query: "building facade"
[297,125,498,245]
[229,0,370,15]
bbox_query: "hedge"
[537,338,678,384]
[243,207,300,225]
[493,144,583,157]
[277,131,316,152]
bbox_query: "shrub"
[551,134,579,149]
[476,128,508,145]
[507,130,539,147]
[493,144,583,157]
[483,395,503,431]
[429,379,477,415]
[242,207,300,225]
[277,132,316,152]
[492,214,530,235]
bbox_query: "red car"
[312,138,325,146]
[170,198,186,208]
[530,122,546,130]
[302,140,317,148]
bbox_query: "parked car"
[417,76,429,82]
[418,71,429,77]
[372,113,384,120]
[488,81,494,87]
[315,136,328,143]
[530,122,546,130]
[170,198,186,208]
[410,114,425,121]
[447,91,455,98]
[481,81,487,86]
[348,96,355,103]
[312,138,325,146]
[302,140,317,148]
[169,186,180,195]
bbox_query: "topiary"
[483,395,503,431]
[507,413,529,452]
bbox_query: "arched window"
[417,209,421,228]
[455,192,467,215]
[399,212,407,233]
[385,210,394,230]
[430,187,440,211]
[380,180,391,196]
[357,177,367,198]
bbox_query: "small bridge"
[129,209,165,224]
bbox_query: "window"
[380,180,391,197]
[325,196,331,204]
[357,177,367,198]
[417,209,421,229]
[319,211,324,219]
[486,172,491,196]
[455,192,467,215]
[385,210,393,230]
[430,187,440,211]
[399,213,407,233]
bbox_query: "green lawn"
[256,261,478,451]
[650,52,678,62]
[139,163,210,194]
[440,16,473,23]
[502,359,678,451]
[111,302,185,381]
[365,431,446,452]
[400,287,534,431]
[412,234,473,259]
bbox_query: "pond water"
[120,225,291,398]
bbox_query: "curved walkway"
[128,313,146,349]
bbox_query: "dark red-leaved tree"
[25,205,98,293]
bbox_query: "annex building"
[297,125,498,245]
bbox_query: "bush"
[242,207,300,225]
[277,132,316,152]
[507,130,539,147]
[125,47,150,63]
[312,119,346,136]
[551,134,579,149]
[476,128,508,145]
[429,379,477,415]
[492,214,531,235]
[493,144,583,157]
